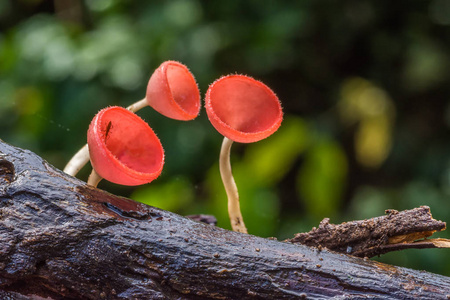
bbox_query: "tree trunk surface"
[1,140,450,299]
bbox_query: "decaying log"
[287,207,449,258]
[1,140,450,299]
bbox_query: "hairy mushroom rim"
[205,75,283,143]
[88,106,164,186]
[146,60,200,121]
[205,74,283,233]
[64,60,200,180]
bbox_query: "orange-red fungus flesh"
[147,61,200,121]
[205,75,283,143]
[88,106,164,186]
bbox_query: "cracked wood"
[1,140,450,299]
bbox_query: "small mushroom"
[205,74,283,233]
[87,106,164,187]
[129,60,200,120]
[64,60,200,178]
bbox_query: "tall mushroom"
[205,75,283,233]
[87,106,164,187]
[64,61,200,179]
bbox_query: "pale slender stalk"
[63,98,148,177]
[127,98,147,112]
[87,168,103,187]
[63,144,89,176]
[219,137,247,233]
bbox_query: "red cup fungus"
[205,74,283,233]
[64,60,200,179]
[87,106,164,186]
[205,74,282,143]
[143,60,200,120]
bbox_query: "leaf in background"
[339,77,395,169]
[355,114,392,169]
[243,116,310,186]
[203,117,310,236]
[403,39,449,92]
[205,161,281,237]
[297,139,348,219]
[347,186,393,220]
[131,176,194,212]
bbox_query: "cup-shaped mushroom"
[205,74,283,233]
[65,60,198,177]
[205,74,283,143]
[87,106,164,186]
[146,60,200,121]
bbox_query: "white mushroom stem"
[63,98,148,177]
[219,137,248,233]
[126,97,147,113]
[87,168,103,187]
[63,144,89,176]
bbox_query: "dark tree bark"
[286,206,449,258]
[1,140,450,300]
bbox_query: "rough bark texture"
[1,140,450,299]
[287,207,448,258]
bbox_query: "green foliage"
[244,117,310,186]
[1,0,450,276]
[132,176,195,213]
[205,117,308,236]
[298,138,348,220]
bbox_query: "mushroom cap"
[205,74,283,143]
[87,106,164,186]
[146,61,200,121]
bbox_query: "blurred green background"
[1,0,450,275]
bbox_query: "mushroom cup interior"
[99,109,163,174]
[207,75,282,142]
[166,62,200,117]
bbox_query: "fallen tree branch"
[286,207,449,258]
[1,140,450,299]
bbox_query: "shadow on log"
[1,140,450,299]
